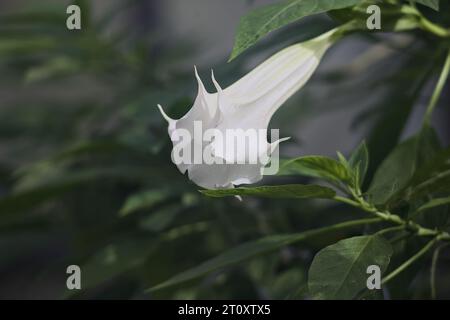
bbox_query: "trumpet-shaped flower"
[158,29,337,189]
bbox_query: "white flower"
[158,29,337,189]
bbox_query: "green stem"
[382,238,437,285]
[333,195,450,241]
[419,17,450,38]
[333,195,360,207]
[376,225,405,236]
[423,49,450,126]
[407,2,450,38]
[430,243,449,299]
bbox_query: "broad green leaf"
[415,125,441,167]
[200,184,335,199]
[279,156,352,183]
[308,235,393,299]
[368,137,417,205]
[414,202,450,231]
[147,218,381,292]
[348,141,369,188]
[406,148,450,200]
[368,126,440,205]
[416,196,450,213]
[229,0,362,60]
[413,0,439,11]
[365,95,415,188]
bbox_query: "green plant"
[0,0,449,300]
[150,0,450,299]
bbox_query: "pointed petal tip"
[270,136,291,152]
[157,104,174,124]
[193,65,199,77]
[272,136,291,144]
[210,69,222,93]
[193,65,208,94]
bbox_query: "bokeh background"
[0,0,449,299]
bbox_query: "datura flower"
[158,29,337,190]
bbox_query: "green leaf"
[368,137,417,205]
[336,151,350,169]
[119,189,170,217]
[368,126,440,205]
[138,205,180,232]
[200,184,335,199]
[25,56,80,83]
[146,218,381,292]
[406,148,450,200]
[308,235,393,299]
[416,196,450,213]
[229,0,362,60]
[348,141,369,188]
[415,125,441,167]
[279,156,352,183]
[412,0,439,11]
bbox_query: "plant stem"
[419,16,450,38]
[333,195,450,241]
[423,48,450,126]
[407,2,450,38]
[382,238,437,284]
[376,225,405,236]
[430,243,449,299]
[333,195,360,207]
[335,188,450,284]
